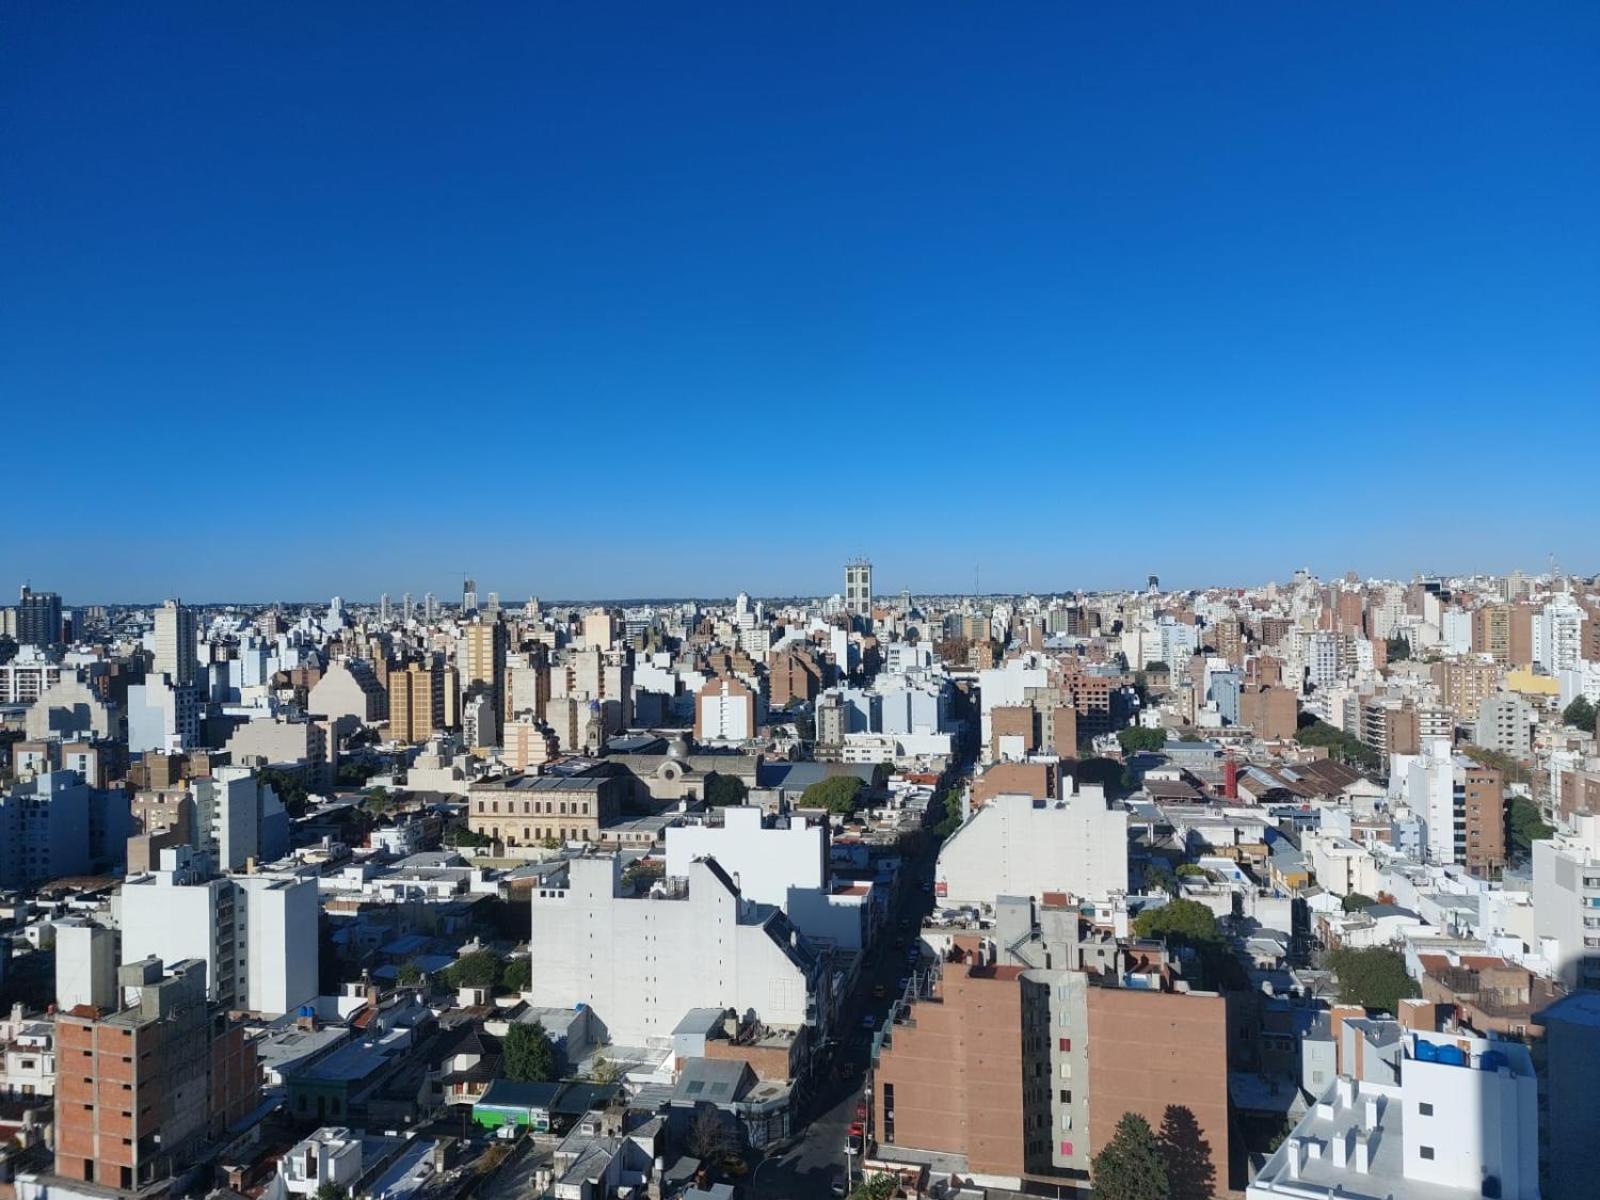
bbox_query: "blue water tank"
[1436,1044,1466,1067]
[1480,1050,1507,1073]
[1414,1040,1437,1062]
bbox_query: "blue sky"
[3,3,1597,603]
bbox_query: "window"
[1058,1037,1071,1051]
[1419,1102,1434,1116]
[1420,1146,1435,1160]
[1059,1089,1072,1103]
[1060,1141,1074,1157]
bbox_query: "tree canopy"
[1118,727,1169,754]
[704,773,749,807]
[500,958,531,993]
[1133,899,1220,946]
[502,1022,558,1082]
[1327,946,1420,1013]
[1294,717,1381,771]
[802,774,865,815]
[443,950,501,991]
[1385,635,1411,662]
[1563,696,1597,731]
[1159,1106,1216,1200]
[1508,797,1554,857]
[1092,1112,1170,1200]
[932,790,963,839]
[1341,893,1376,913]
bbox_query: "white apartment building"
[117,846,318,1015]
[527,856,822,1046]
[193,766,289,871]
[1474,692,1534,759]
[1533,813,1600,990]
[0,770,92,889]
[1534,596,1588,675]
[126,677,200,753]
[278,1127,364,1197]
[1248,1031,1538,1200]
[935,785,1129,906]
[663,806,873,951]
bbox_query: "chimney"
[1332,1126,1351,1169]
[1284,1138,1303,1180]
[1353,1129,1372,1173]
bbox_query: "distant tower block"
[845,559,873,618]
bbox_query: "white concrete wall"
[528,857,812,1046]
[664,807,825,907]
[935,786,1128,905]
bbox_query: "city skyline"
[5,2,1598,599]
[9,555,1597,612]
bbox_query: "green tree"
[1508,797,1554,856]
[501,958,531,993]
[1144,862,1178,896]
[443,950,501,991]
[1385,635,1411,662]
[315,1185,347,1200]
[1327,947,1420,1013]
[589,1056,620,1084]
[502,1022,558,1082]
[1563,696,1597,731]
[259,767,310,816]
[1174,864,1212,881]
[849,1175,898,1200]
[396,960,424,986]
[446,827,493,849]
[801,775,865,815]
[932,790,964,839]
[1294,718,1381,772]
[1341,893,1376,913]
[1092,1112,1170,1200]
[1118,727,1169,754]
[1134,899,1220,946]
[704,774,749,807]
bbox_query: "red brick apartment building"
[53,958,258,1193]
[872,951,1229,1192]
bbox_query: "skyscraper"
[402,592,414,623]
[17,585,63,648]
[463,576,478,613]
[153,598,198,687]
[463,616,509,722]
[378,593,390,624]
[845,559,873,618]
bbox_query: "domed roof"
[666,736,691,759]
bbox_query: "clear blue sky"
[4,3,1597,603]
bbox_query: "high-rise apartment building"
[1462,763,1506,876]
[153,599,198,687]
[17,585,63,649]
[1472,604,1534,666]
[53,957,259,1192]
[387,659,447,743]
[463,617,508,722]
[872,951,1228,1190]
[845,559,873,618]
[119,845,318,1015]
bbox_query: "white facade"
[1249,1032,1539,1200]
[664,807,870,948]
[665,807,826,907]
[0,770,92,889]
[697,678,753,741]
[117,846,318,1015]
[935,785,1129,906]
[1533,813,1600,990]
[527,857,818,1046]
[54,918,118,1011]
[280,1127,364,1197]
[126,677,199,753]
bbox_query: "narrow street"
[756,835,943,1199]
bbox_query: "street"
[754,840,941,1198]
